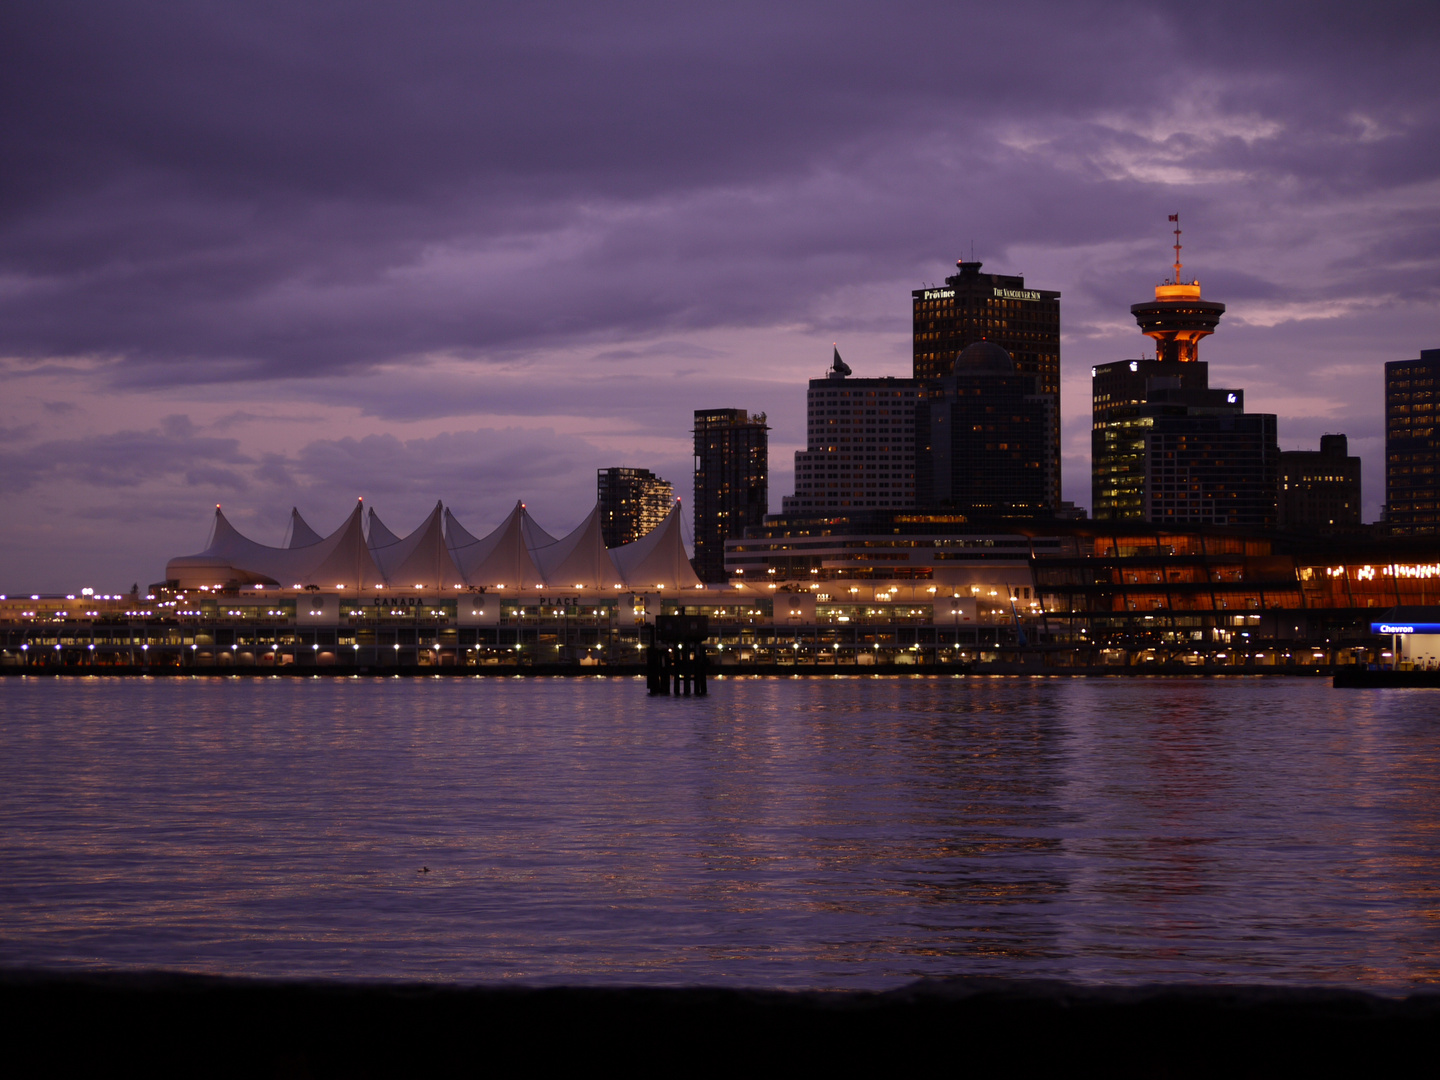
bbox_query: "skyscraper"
[1385,348,1440,534]
[783,349,918,513]
[1279,435,1361,531]
[915,341,1055,516]
[1092,358,1279,527]
[912,260,1061,494]
[1091,219,1278,528]
[597,467,674,547]
[692,409,768,582]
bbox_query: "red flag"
[1168,214,1179,222]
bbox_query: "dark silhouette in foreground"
[4,969,1437,1076]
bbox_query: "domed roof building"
[954,340,1016,374]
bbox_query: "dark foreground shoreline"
[4,969,1437,1076]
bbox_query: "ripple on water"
[1,675,1437,989]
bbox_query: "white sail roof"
[445,501,551,589]
[611,503,701,589]
[366,508,402,548]
[166,501,382,590]
[531,504,620,589]
[368,502,465,590]
[287,508,324,548]
[303,505,385,589]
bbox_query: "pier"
[646,614,709,695]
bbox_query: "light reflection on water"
[1,674,1437,990]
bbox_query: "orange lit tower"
[1129,215,1225,362]
[1092,219,1276,526]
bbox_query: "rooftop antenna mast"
[1169,213,1182,283]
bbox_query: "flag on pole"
[1168,214,1179,222]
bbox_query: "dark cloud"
[0,423,249,495]
[1,1,1438,585]
[270,367,794,429]
[2,1,1435,382]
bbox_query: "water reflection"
[1,675,1438,989]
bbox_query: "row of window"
[808,390,916,398]
[913,296,1057,311]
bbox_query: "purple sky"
[3,1,1438,591]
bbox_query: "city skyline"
[2,2,1438,590]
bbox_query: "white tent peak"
[164,498,703,593]
[611,503,702,589]
[166,502,381,590]
[367,506,402,548]
[446,501,550,589]
[368,501,463,589]
[531,504,617,588]
[287,507,324,548]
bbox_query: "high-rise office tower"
[597,467,674,547]
[692,408,768,582]
[1279,435,1361,531]
[1092,220,1278,528]
[1385,348,1440,534]
[783,350,919,514]
[1092,358,1278,527]
[915,342,1056,516]
[912,259,1061,499]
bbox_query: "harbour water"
[2,675,1437,990]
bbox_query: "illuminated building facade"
[597,467,674,547]
[1279,435,1361,531]
[1092,358,1278,528]
[1385,348,1440,535]
[693,408,769,583]
[915,341,1056,515]
[783,351,918,514]
[6,516,1439,673]
[912,260,1061,490]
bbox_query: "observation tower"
[1129,215,1225,362]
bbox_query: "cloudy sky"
[2,1,1437,591]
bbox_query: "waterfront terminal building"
[5,498,1437,674]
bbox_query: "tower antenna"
[1168,213,1182,283]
